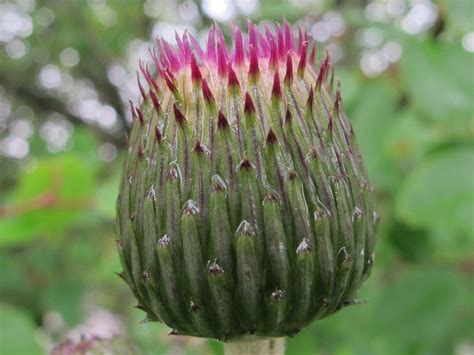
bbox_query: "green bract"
[115,21,378,341]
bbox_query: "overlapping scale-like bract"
[116,21,378,341]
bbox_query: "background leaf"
[0,303,43,355]
[400,39,473,132]
[0,155,95,246]
[395,147,474,240]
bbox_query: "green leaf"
[439,0,474,34]
[41,277,84,325]
[366,268,472,349]
[400,39,473,131]
[336,69,364,108]
[395,147,474,241]
[385,109,439,171]
[287,266,473,355]
[0,303,43,355]
[347,79,399,190]
[129,309,178,354]
[0,155,95,246]
[96,171,121,220]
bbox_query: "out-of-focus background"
[0,0,473,354]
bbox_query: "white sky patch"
[461,32,474,53]
[201,0,235,22]
[150,23,189,44]
[311,21,331,43]
[400,2,437,34]
[60,47,80,67]
[39,116,73,153]
[179,1,200,24]
[236,0,259,16]
[324,11,346,37]
[359,27,384,48]
[98,143,117,162]
[10,119,33,139]
[38,64,62,89]
[96,105,117,129]
[35,7,55,27]
[6,38,26,59]
[78,98,102,123]
[360,50,389,77]
[107,64,128,87]
[0,3,33,42]
[1,135,29,159]
[16,0,36,13]
[327,43,344,63]
[382,41,403,63]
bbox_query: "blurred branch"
[336,0,370,7]
[0,164,94,218]
[67,3,129,129]
[0,71,126,146]
[62,2,153,132]
[0,193,93,219]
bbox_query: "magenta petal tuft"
[297,40,308,77]
[232,25,245,67]
[284,53,293,84]
[284,19,295,52]
[244,92,256,115]
[173,103,187,126]
[228,63,240,89]
[277,25,285,61]
[137,71,148,102]
[217,39,228,77]
[190,53,202,84]
[202,79,215,104]
[248,44,260,79]
[206,24,217,63]
[272,69,282,98]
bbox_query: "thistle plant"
[116,20,378,354]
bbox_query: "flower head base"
[116,21,378,341]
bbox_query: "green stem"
[224,337,285,355]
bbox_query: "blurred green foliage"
[0,0,473,354]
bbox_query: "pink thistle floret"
[132,21,326,118]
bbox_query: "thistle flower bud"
[116,21,378,341]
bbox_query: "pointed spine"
[284,53,293,85]
[232,25,245,67]
[243,92,263,181]
[284,108,308,182]
[209,175,233,280]
[137,72,148,103]
[248,45,260,83]
[190,141,210,246]
[173,104,192,199]
[235,220,261,329]
[215,111,239,227]
[297,40,308,77]
[237,158,263,259]
[262,191,291,298]
[155,234,189,331]
[292,237,316,327]
[163,162,183,266]
[217,39,227,78]
[180,200,214,336]
[190,54,202,85]
[312,207,335,319]
[228,64,240,95]
[272,69,283,99]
